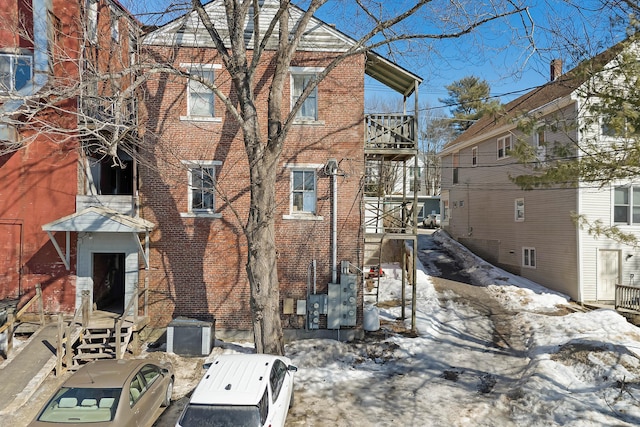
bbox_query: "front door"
[598,249,620,301]
[92,253,125,313]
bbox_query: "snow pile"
[283,230,640,426]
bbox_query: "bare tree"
[2,0,532,355]
[145,0,531,355]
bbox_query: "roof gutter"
[438,94,576,157]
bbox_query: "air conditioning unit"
[167,317,215,356]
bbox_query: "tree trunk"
[245,145,284,355]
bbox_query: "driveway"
[417,231,528,353]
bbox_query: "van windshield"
[178,404,261,426]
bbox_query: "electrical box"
[307,294,327,330]
[341,273,357,327]
[327,284,341,329]
[296,300,307,315]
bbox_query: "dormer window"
[0,54,32,93]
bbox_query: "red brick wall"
[139,47,365,330]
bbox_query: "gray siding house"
[439,46,640,304]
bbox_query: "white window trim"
[497,135,511,160]
[87,0,98,44]
[471,146,478,166]
[0,53,33,93]
[523,247,536,269]
[181,160,222,218]
[515,198,525,222]
[613,185,640,225]
[283,163,324,220]
[290,66,325,124]
[534,128,546,161]
[180,63,222,122]
[110,8,120,41]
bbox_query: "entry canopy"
[42,206,155,233]
[42,206,155,270]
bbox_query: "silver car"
[423,213,441,228]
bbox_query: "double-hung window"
[291,67,322,121]
[515,198,525,222]
[471,147,478,166]
[183,160,221,216]
[291,169,316,214]
[523,247,536,268]
[0,54,32,93]
[183,64,221,120]
[497,135,511,159]
[614,186,640,224]
[535,129,546,161]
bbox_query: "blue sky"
[126,1,630,116]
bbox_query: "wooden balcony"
[365,114,416,160]
[78,95,137,128]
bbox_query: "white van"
[176,354,297,427]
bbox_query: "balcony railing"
[365,114,416,151]
[79,95,137,127]
[615,284,640,312]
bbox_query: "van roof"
[190,354,284,406]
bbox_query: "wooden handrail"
[0,284,44,335]
[115,286,145,359]
[615,284,640,311]
[55,290,90,376]
[0,284,44,357]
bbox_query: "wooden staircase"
[71,320,133,369]
[364,235,384,304]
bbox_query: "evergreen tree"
[439,76,501,134]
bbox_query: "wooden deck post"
[6,312,13,355]
[37,284,45,326]
[65,323,72,369]
[81,290,90,328]
[56,314,63,376]
[115,319,122,360]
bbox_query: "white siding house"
[439,43,640,304]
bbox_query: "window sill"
[283,214,324,221]
[293,119,325,126]
[181,212,222,219]
[180,116,222,123]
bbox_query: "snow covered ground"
[12,229,640,426]
[281,230,640,426]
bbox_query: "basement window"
[523,247,536,268]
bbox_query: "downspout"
[327,159,339,283]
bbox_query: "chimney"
[550,59,562,81]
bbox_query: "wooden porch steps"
[70,321,133,370]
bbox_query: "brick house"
[2,0,421,339]
[139,1,421,336]
[0,0,143,313]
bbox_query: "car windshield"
[36,387,121,423]
[179,404,261,427]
